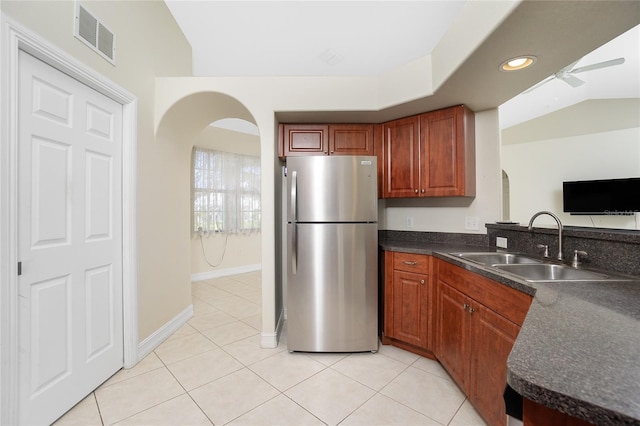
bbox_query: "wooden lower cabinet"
[382,251,433,357]
[437,283,469,388]
[435,258,532,426]
[471,303,522,426]
[382,252,534,426]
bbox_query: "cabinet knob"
[463,303,469,310]
[468,306,475,314]
[421,189,425,193]
[414,189,419,194]
[420,279,425,285]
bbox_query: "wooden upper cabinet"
[279,124,374,157]
[381,105,475,198]
[381,115,420,198]
[280,124,329,157]
[420,105,476,197]
[329,124,374,155]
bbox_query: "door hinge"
[18,261,22,276]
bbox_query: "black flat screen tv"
[563,177,640,215]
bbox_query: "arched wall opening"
[155,91,264,326]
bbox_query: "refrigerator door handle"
[291,170,297,274]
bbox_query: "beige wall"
[190,126,262,275]
[1,0,193,341]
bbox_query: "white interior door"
[17,50,124,425]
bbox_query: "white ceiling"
[165,1,640,128]
[164,1,466,77]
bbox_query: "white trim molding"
[261,308,285,349]
[191,263,261,282]
[137,305,193,361]
[0,16,138,425]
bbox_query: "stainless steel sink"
[493,263,611,282]
[451,251,637,282]
[452,252,542,266]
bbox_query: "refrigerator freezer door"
[287,222,378,352]
[287,156,377,223]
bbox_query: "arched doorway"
[156,92,267,340]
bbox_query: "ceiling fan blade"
[562,60,581,72]
[522,76,555,94]
[561,74,585,88]
[571,57,625,74]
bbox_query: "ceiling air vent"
[74,2,116,64]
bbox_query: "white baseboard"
[191,264,261,282]
[261,308,285,349]
[137,304,193,362]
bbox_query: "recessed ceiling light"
[500,55,537,71]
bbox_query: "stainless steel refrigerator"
[286,155,378,353]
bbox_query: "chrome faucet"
[528,211,564,261]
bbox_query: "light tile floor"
[55,272,488,426]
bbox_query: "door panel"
[18,50,124,425]
[287,223,378,352]
[437,282,470,392]
[391,270,428,347]
[287,155,378,223]
[31,137,71,246]
[86,265,114,360]
[471,305,520,426]
[29,275,71,394]
[86,151,113,239]
[382,116,419,198]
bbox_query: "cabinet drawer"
[393,252,430,274]
[437,259,532,326]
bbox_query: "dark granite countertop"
[380,238,640,425]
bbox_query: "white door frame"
[1,17,138,425]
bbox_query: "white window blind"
[192,147,261,234]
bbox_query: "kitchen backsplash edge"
[379,230,488,247]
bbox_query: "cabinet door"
[436,281,470,391]
[282,124,329,156]
[391,270,429,348]
[329,124,374,155]
[419,106,475,197]
[470,304,521,426]
[382,116,419,198]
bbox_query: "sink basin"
[493,263,611,282]
[452,252,542,266]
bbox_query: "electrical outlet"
[465,216,480,231]
[497,237,508,248]
[406,216,414,228]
